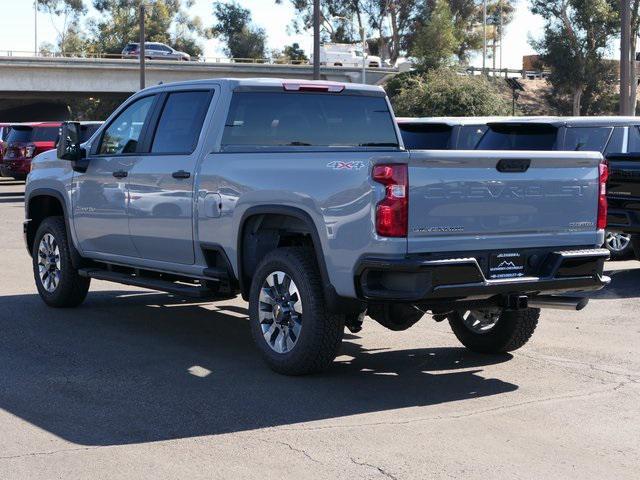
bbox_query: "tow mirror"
[57,122,84,161]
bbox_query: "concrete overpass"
[0,56,397,121]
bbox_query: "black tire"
[248,247,345,375]
[448,308,540,354]
[32,216,90,308]
[604,231,633,260]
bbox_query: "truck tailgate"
[407,150,602,254]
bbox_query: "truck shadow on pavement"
[591,264,640,299]
[0,290,517,446]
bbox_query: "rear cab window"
[476,124,558,150]
[221,91,398,151]
[398,123,453,150]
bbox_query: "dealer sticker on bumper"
[489,252,525,279]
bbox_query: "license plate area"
[488,252,526,279]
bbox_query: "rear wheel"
[604,231,633,259]
[448,308,539,354]
[32,217,90,308]
[248,247,344,375]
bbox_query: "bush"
[386,68,514,117]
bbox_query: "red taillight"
[597,160,608,230]
[373,164,408,237]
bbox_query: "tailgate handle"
[497,158,531,173]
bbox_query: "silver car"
[121,42,191,61]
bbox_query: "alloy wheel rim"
[258,271,303,354]
[605,232,631,253]
[461,309,500,334]
[37,233,61,293]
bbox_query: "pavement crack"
[0,446,101,461]
[350,457,398,480]
[273,382,631,433]
[255,438,323,464]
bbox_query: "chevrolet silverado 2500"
[24,79,609,375]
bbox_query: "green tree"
[90,0,204,57]
[411,0,460,70]
[38,0,87,54]
[530,0,619,115]
[386,68,513,117]
[283,43,308,63]
[211,1,267,60]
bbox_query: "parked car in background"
[0,123,12,160]
[1,122,61,180]
[1,121,101,181]
[121,42,191,61]
[25,78,608,376]
[476,116,640,259]
[397,117,510,150]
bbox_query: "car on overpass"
[121,42,191,61]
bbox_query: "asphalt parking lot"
[0,176,638,479]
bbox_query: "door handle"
[112,170,128,179]
[172,170,191,179]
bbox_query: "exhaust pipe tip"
[527,295,590,311]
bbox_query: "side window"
[98,96,155,155]
[627,126,640,153]
[151,91,212,154]
[604,127,625,155]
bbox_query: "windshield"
[222,92,399,149]
[476,124,559,150]
[563,127,613,152]
[6,126,59,144]
[398,123,453,150]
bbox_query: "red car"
[0,123,11,160]
[1,122,61,180]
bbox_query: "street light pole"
[621,0,632,115]
[482,0,487,73]
[499,0,503,73]
[361,27,366,84]
[139,3,146,90]
[313,0,320,80]
[34,0,38,56]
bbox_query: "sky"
[0,0,546,69]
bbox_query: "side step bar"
[78,268,217,299]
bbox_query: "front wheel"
[448,308,539,354]
[32,217,90,308]
[248,247,344,375]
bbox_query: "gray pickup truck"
[24,78,610,375]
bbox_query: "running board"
[78,268,216,299]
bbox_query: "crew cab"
[477,116,640,259]
[25,79,609,375]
